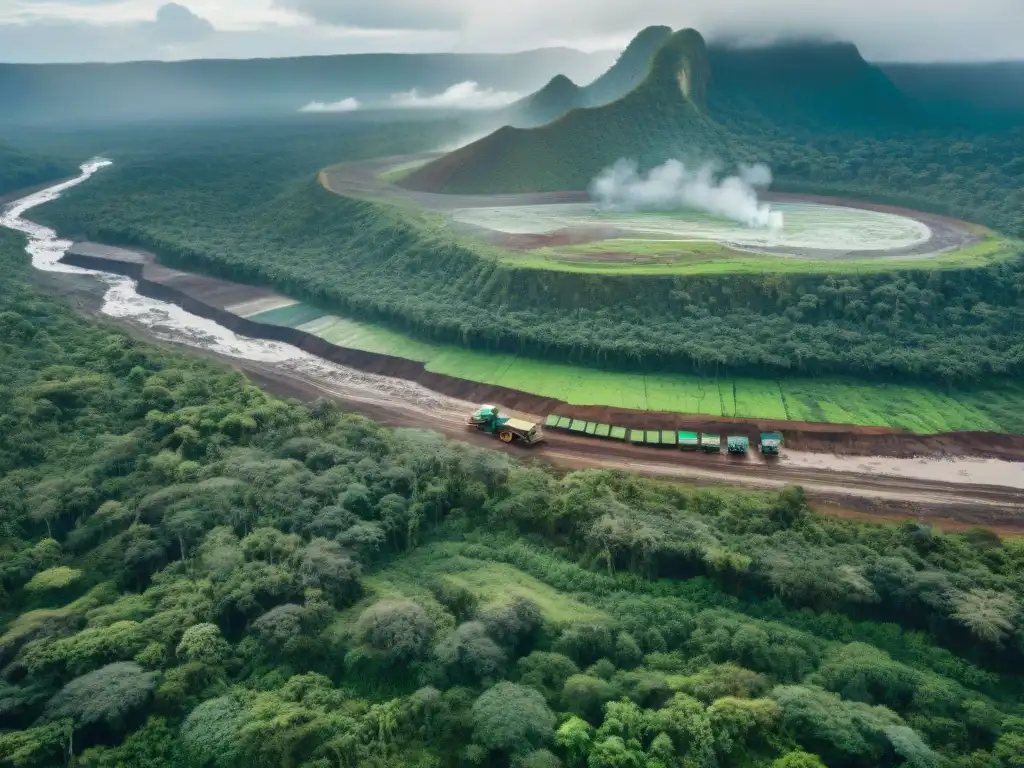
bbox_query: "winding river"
[0,160,459,410]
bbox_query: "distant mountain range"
[402,29,922,194]
[2,34,1019,133]
[0,48,613,126]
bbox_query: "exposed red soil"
[62,245,1024,463]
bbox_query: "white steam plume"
[299,97,360,113]
[391,81,522,110]
[590,159,783,230]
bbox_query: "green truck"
[468,405,543,445]
[727,436,750,454]
[700,434,721,453]
[678,431,700,451]
[759,432,784,455]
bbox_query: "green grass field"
[246,301,1024,433]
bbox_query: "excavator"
[467,405,544,445]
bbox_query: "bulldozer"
[467,405,543,445]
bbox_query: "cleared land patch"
[338,543,607,629]
[442,564,607,624]
[246,301,1019,433]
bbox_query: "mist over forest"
[1,15,1023,768]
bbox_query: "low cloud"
[2,0,1022,63]
[299,97,361,112]
[273,0,465,30]
[149,3,215,44]
[590,158,783,229]
[391,81,522,109]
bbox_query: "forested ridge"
[0,143,73,198]
[3,205,1024,766]
[35,129,1024,386]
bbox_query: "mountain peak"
[584,25,674,106]
[647,28,710,107]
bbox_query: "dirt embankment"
[61,246,1024,463]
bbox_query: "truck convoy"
[468,405,543,445]
[471,406,785,457]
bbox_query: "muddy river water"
[4,161,1024,517]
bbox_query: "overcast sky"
[1,0,1021,64]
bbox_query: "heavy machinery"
[700,434,721,453]
[759,432,784,455]
[468,405,543,445]
[727,436,749,454]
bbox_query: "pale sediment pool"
[452,201,933,254]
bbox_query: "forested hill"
[705,41,917,129]
[0,47,611,126]
[1,224,1024,767]
[402,29,922,194]
[882,61,1024,115]
[502,25,673,127]
[403,29,729,194]
[0,143,73,197]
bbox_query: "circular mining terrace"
[321,154,991,269]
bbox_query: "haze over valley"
[1,5,1023,768]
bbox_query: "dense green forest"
[32,118,1024,386]
[2,213,1024,767]
[0,143,73,198]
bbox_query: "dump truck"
[468,405,543,445]
[700,434,721,453]
[727,436,749,454]
[759,432,783,455]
